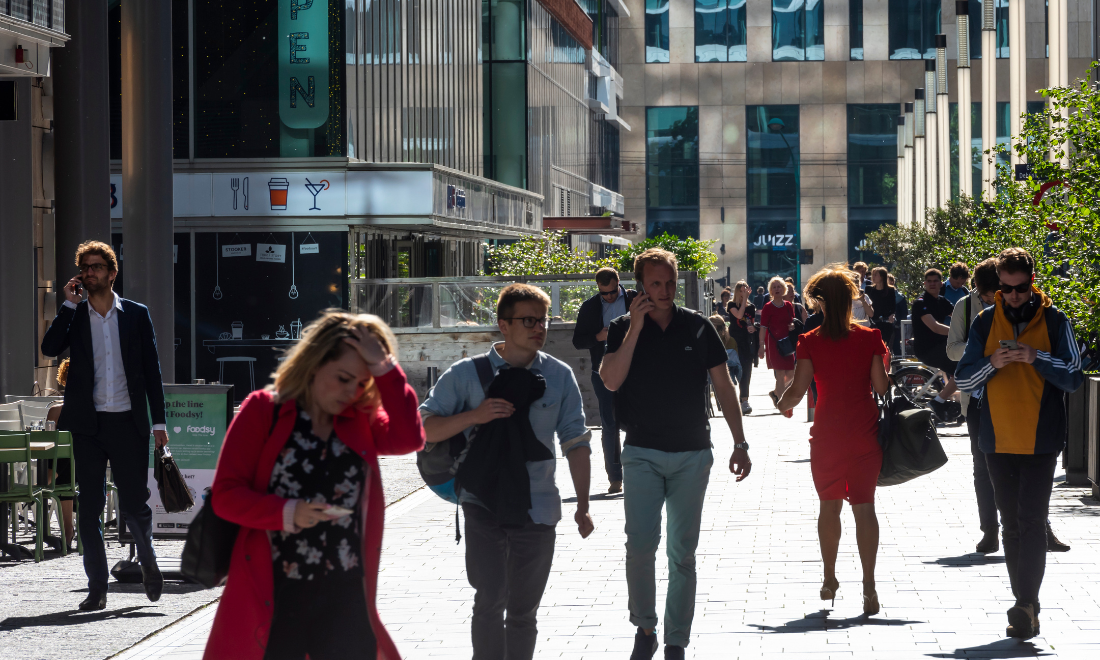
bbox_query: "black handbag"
[180,488,239,588]
[154,445,194,514]
[776,334,797,357]
[876,386,948,486]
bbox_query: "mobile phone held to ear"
[999,339,1019,351]
[635,282,645,295]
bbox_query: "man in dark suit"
[572,267,637,494]
[41,241,168,611]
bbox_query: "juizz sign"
[752,234,796,248]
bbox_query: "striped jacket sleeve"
[955,310,996,394]
[1031,311,1085,394]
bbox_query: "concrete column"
[121,2,175,381]
[956,2,973,199]
[53,0,112,286]
[904,103,914,225]
[981,2,997,199]
[924,65,939,209]
[1048,0,1068,166]
[896,115,906,226]
[935,35,950,207]
[1008,0,1026,167]
[914,90,927,221]
[0,78,35,397]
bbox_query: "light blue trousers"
[622,445,713,648]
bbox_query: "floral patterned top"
[267,405,365,582]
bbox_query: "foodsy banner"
[146,385,233,536]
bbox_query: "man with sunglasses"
[956,248,1083,639]
[911,268,961,422]
[573,267,638,494]
[420,283,594,660]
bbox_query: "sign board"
[257,243,288,263]
[140,385,234,538]
[278,0,330,129]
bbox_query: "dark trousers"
[737,345,754,400]
[463,503,556,660]
[592,370,622,482]
[984,451,1058,614]
[265,572,376,660]
[965,399,999,533]
[73,411,157,593]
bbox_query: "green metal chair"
[0,433,49,562]
[37,431,80,556]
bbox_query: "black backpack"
[417,354,494,504]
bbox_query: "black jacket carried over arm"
[454,368,554,525]
[41,299,167,439]
[572,288,637,370]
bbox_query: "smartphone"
[635,282,645,295]
[999,339,1019,351]
[324,505,354,517]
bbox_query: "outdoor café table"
[0,436,58,559]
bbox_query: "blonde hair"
[57,358,71,388]
[709,314,737,351]
[634,248,678,284]
[767,276,787,301]
[269,309,397,411]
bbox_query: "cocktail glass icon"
[304,178,329,211]
[268,178,290,210]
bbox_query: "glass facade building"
[695,0,747,63]
[888,0,941,60]
[645,0,670,63]
[847,105,898,265]
[746,105,800,289]
[772,0,825,62]
[645,107,699,238]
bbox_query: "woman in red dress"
[758,277,797,417]
[775,266,890,616]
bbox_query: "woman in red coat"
[204,311,425,660]
[775,266,890,617]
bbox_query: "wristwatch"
[734,442,750,451]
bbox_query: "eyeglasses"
[79,263,108,273]
[999,281,1032,294]
[598,289,619,299]
[502,316,551,329]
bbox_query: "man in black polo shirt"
[912,267,959,421]
[600,248,752,660]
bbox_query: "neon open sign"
[279,0,330,129]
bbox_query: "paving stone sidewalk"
[51,391,1100,659]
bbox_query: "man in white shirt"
[41,241,169,611]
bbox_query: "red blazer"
[203,365,425,660]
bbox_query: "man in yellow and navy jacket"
[956,248,1083,641]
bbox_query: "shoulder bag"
[876,385,948,486]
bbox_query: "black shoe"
[1047,523,1070,552]
[1006,603,1038,639]
[630,627,658,660]
[78,590,107,611]
[664,645,685,660]
[141,561,164,603]
[976,532,999,554]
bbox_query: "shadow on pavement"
[69,582,210,595]
[0,606,164,630]
[925,638,1052,658]
[563,494,624,503]
[749,609,923,633]
[924,554,1006,567]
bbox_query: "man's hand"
[153,429,169,449]
[575,508,595,538]
[628,294,655,331]
[64,277,83,305]
[729,447,752,482]
[596,327,609,342]
[470,397,514,424]
[989,348,1014,369]
[1014,342,1038,364]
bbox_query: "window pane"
[850,0,864,60]
[646,0,670,63]
[489,63,527,189]
[747,219,800,291]
[849,219,895,265]
[888,0,938,60]
[772,0,805,61]
[968,0,982,59]
[729,0,747,61]
[747,105,800,207]
[805,0,825,60]
[995,0,1009,58]
[646,107,699,210]
[847,104,898,207]
[491,0,525,61]
[696,0,729,63]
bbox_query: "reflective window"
[994,0,1009,58]
[483,0,527,189]
[849,219,893,265]
[747,105,799,208]
[961,0,1011,60]
[847,105,898,207]
[888,0,940,60]
[646,107,699,238]
[850,0,863,60]
[695,0,747,63]
[747,218,800,291]
[646,0,670,63]
[772,0,824,62]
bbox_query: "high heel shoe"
[863,590,880,616]
[820,579,839,606]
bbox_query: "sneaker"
[608,480,623,494]
[1006,603,1039,639]
[1047,523,1070,552]
[928,398,949,422]
[975,532,999,554]
[630,628,658,660]
[740,400,752,415]
[664,645,685,660]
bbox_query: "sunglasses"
[599,289,619,299]
[999,282,1032,294]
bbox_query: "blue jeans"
[622,445,713,648]
[591,370,622,482]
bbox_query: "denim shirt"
[419,343,591,525]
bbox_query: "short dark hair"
[972,258,1000,294]
[497,283,550,319]
[996,248,1035,277]
[634,248,678,284]
[595,267,619,287]
[75,240,118,273]
[949,262,970,280]
[924,268,943,281]
[784,276,795,284]
[852,261,868,272]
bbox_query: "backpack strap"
[471,353,495,394]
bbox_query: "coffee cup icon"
[268,178,290,210]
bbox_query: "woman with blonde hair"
[205,310,425,660]
[758,276,797,417]
[775,266,890,616]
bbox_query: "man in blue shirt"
[573,267,637,494]
[943,262,971,305]
[420,283,594,660]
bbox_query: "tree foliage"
[609,232,719,278]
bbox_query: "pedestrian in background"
[714,287,732,320]
[753,286,766,311]
[785,282,808,323]
[912,268,960,422]
[41,241,169,612]
[784,276,803,304]
[866,267,897,349]
[775,265,890,616]
[943,262,971,305]
[849,272,875,325]
[851,261,870,290]
[709,315,742,387]
[956,248,1083,639]
[759,277,797,418]
[727,281,757,414]
[573,267,636,494]
[887,274,908,355]
[205,311,425,660]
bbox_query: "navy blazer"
[572,288,637,370]
[41,298,167,439]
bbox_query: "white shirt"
[63,294,166,431]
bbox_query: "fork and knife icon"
[230,177,250,210]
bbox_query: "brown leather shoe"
[608,481,622,494]
[78,590,107,611]
[1006,603,1039,639]
[1047,523,1070,552]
